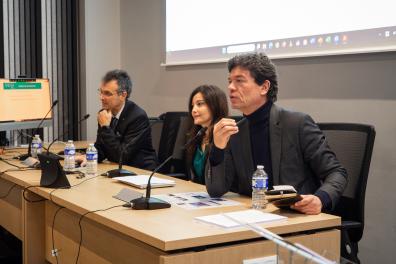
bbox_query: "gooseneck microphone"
[46,114,91,154]
[19,114,90,168]
[17,100,59,161]
[236,117,246,126]
[130,126,208,210]
[104,121,155,178]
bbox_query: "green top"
[192,145,206,184]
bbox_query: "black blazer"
[95,100,157,170]
[205,104,347,210]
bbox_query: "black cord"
[75,204,124,264]
[3,150,24,155]
[1,166,111,264]
[52,206,65,264]
[46,175,101,264]
[0,157,26,169]
[0,167,40,201]
[48,175,101,203]
[22,185,47,203]
[0,183,17,199]
[0,156,18,161]
[0,167,39,175]
[22,174,101,204]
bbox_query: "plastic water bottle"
[252,165,268,210]
[86,143,98,176]
[63,140,76,171]
[31,134,43,158]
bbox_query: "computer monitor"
[0,78,52,123]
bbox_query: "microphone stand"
[130,127,208,210]
[21,114,90,167]
[130,156,173,210]
[104,121,157,178]
[105,145,137,177]
[17,100,59,161]
[45,114,90,155]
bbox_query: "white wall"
[81,0,121,141]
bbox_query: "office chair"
[149,117,163,157]
[157,112,189,175]
[169,115,190,180]
[318,123,376,264]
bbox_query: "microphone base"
[130,197,171,210]
[106,168,137,178]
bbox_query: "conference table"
[0,145,340,264]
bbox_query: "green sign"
[3,82,42,90]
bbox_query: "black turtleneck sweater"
[210,101,274,188]
[246,101,273,188]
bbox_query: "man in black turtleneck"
[205,53,347,215]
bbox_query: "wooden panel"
[45,202,339,264]
[45,202,166,264]
[0,177,22,239]
[161,230,340,264]
[22,189,46,264]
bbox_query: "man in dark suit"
[206,53,347,215]
[93,69,157,170]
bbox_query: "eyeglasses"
[98,88,120,97]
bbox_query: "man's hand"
[291,194,322,215]
[213,118,239,149]
[75,154,87,167]
[98,109,112,127]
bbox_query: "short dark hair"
[227,53,278,102]
[102,69,133,98]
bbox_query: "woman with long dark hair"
[185,85,228,184]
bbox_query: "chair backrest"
[157,112,189,173]
[318,123,376,242]
[149,117,163,157]
[172,115,190,160]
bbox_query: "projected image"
[166,0,396,64]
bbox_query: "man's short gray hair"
[102,69,133,98]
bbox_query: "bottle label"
[64,149,75,155]
[32,143,42,149]
[253,178,264,189]
[86,153,98,161]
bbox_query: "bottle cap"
[257,165,264,169]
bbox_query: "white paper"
[115,175,175,189]
[272,185,296,192]
[243,255,277,264]
[195,209,287,228]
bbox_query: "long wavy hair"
[186,85,228,166]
